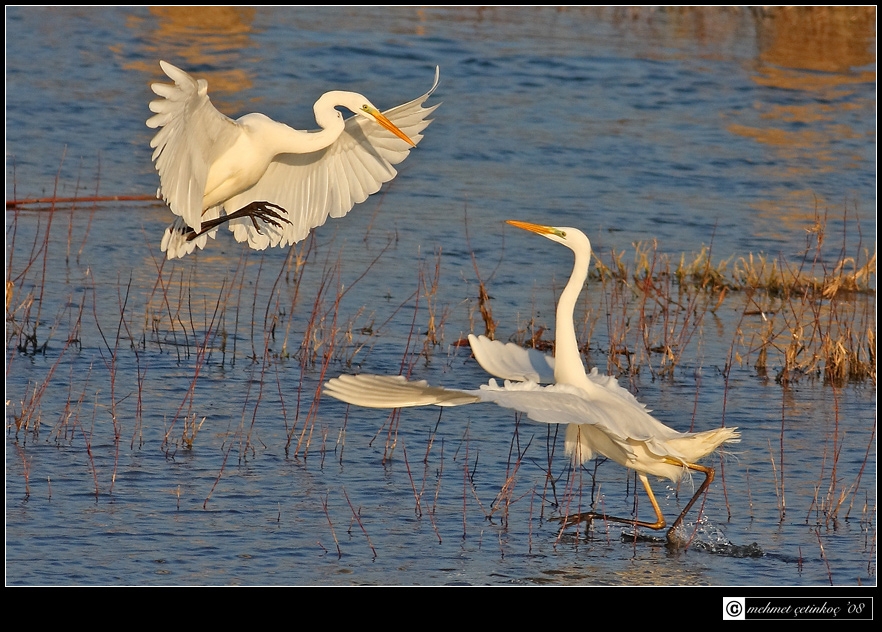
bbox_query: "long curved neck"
[553,246,590,385]
[250,91,349,156]
[270,127,341,155]
[273,104,345,154]
[300,90,349,151]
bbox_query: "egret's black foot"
[186,201,292,241]
[235,201,291,231]
[554,512,599,528]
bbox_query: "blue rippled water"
[6,6,876,587]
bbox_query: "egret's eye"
[361,104,370,112]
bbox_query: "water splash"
[665,517,765,557]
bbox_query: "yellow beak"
[366,106,416,147]
[506,220,564,238]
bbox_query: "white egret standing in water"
[147,61,440,259]
[323,220,740,543]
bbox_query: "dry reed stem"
[6,194,156,208]
[490,428,530,527]
[843,417,876,522]
[321,492,343,558]
[14,443,31,500]
[343,487,378,559]
[431,436,448,501]
[400,418,444,544]
[463,209,500,339]
[816,530,834,585]
[419,246,451,357]
[767,438,785,521]
[402,443,424,518]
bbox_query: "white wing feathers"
[322,372,664,445]
[323,374,480,408]
[487,378,741,473]
[467,334,555,383]
[228,67,440,251]
[148,62,440,259]
[323,373,739,475]
[147,61,237,234]
[160,215,215,258]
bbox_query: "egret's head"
[323,91,417,147]
[356,101,416,147]
[505,220,590,255]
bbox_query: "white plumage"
[324,220,740,542]
[147,61,440,259]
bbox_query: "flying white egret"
[146,61,440,259]
[323,220,740,543]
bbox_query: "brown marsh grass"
[5,192,875,560]
[12,195,871,394]
[576,206,876,387]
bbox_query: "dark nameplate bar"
[723,597,872,620]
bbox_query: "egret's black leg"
[559,461,716,547]
[185,201,292,242]
[557,473,667,532]
[665,462,714,543]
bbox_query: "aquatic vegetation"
[4,183,875,581]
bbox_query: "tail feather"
[666,427,740,464]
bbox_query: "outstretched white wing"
[147,61,238,233]
[467,334,555,383]
[224,67,441,250]
[323,374,663,442]
[323,373,739,475]
[323,374,479,408]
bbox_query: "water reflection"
[753,6,876,73]
[732,7,875,240]
[144,5,257,63]
[127,6,257,111]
